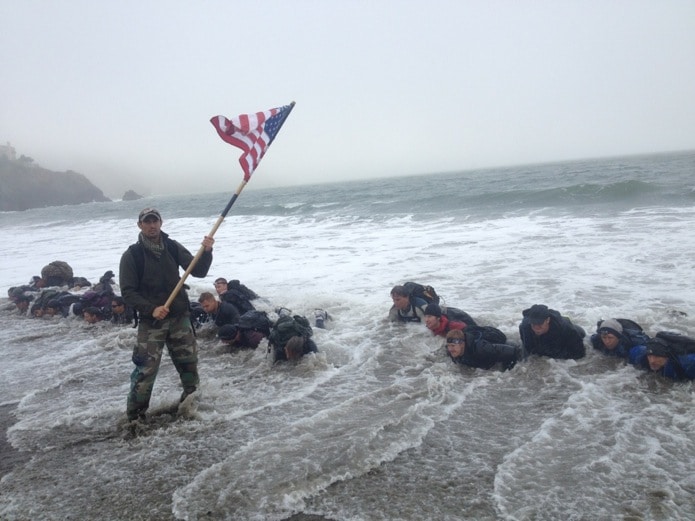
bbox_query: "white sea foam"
[1,154,694,520]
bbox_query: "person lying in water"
[445,329,523,372]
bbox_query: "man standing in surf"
[119,208,214,424]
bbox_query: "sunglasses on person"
[446,338,465,344]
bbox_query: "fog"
[2,0,694,197]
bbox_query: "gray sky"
[2,1,694,198]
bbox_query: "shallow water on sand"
[1,152,694,520]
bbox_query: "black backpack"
[221,280,258,314]
[652,331,695,356]
[443,306,478,327]
[238,310,272,336]
[54,293,82,315]
[33,289,62,309]
[72,289,113,317]
[467,324,507,344]
[402,281,440,305]
[268,315,313,349]
[612,318,644,332]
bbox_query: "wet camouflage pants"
[126,313,199,420]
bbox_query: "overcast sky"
[2,1,694,197]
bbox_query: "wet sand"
[0,402,331,520]
[0,403,31,479]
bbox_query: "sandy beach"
[0,401,329,520]
[1,404,30,480]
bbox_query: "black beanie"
[646,338,671,357]
[424,303,442,317]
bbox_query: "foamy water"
[1,153,694,520]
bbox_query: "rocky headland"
[0,156,111,211]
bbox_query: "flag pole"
[161,101,296,310]
[161,178,247,310]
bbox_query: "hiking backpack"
[651,331,695,356]
[70,277,92,289]
[237,310,272,336]
[54,293,82,314]
[467,324,507,344]
[402,281,440,305]
[268,315,313,349]
[221,279,258,314]
[40,261,74,286]
[33,289,62,308]
[443,306,478,328]
[72,289,113,317]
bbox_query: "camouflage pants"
[126,313,199,420]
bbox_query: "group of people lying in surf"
[6,269,694,379]
[388,283,695,381]
[6,268,136,325]
[5,266,328,363]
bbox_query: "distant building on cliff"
[0,142,17,160]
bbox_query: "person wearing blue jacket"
[629,338,695,380]
[591,318,649,358]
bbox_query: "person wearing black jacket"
[519,304,586,360]
[110,296,136,326]
[119,207,214,423]
[445,329,523,371]
[197,292,240,328]
[218,324,266,349]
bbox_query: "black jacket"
[519,309,586,360]
[450,331,523,371]
[211,301,241,328]
[119,231,213,319]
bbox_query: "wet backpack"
[40,261,74,286]
[53,293,82,314]
[70,276,92,289]
[443,306,478,328]
[72,290,113,317]
[32,289,64,312]
[220,279,258,314]
[402,282,440,305]
[619,318,650,346]
[467,324,508,344]
[237,310,272,336]
[268,315,313,349]
[651,331,695,356]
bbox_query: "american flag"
[210,102,295,181]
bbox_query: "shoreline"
[0,401,331,520]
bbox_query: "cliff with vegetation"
[0,156,111,211]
